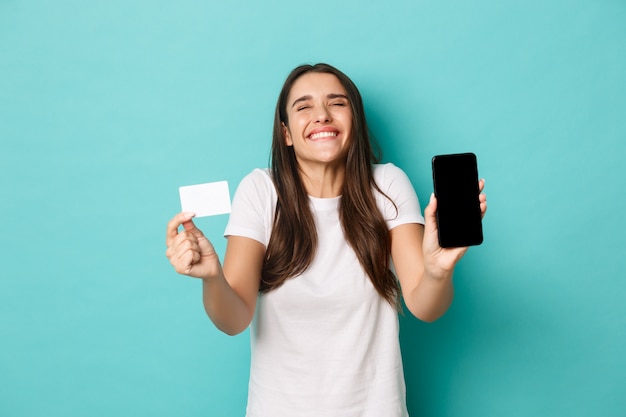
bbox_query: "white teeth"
[309,131,337,140]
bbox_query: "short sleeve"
[224,169,276,247]
[373,163,425,230]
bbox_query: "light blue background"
[1,1,625,416]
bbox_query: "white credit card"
[179,181,231,217]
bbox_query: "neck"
[298,161,345,198]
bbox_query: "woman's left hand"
[422,179,487,277]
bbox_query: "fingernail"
[183,212,196,219]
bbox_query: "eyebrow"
[290,93,349,108]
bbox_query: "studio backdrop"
[1,1,624,416]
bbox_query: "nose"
[314,105,332,123]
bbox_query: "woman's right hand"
[165,212,222,280]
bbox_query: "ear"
[282,122,293,146]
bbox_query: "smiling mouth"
[308,131,338,140]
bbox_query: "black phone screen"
[432,153,483,248]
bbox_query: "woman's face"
[282,72,353,169]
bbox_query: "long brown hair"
[261,63,399,307]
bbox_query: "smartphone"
[432,152,483,248]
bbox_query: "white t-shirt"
[224,163,424,417]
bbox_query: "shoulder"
[230,168,277,213]
[372,163,425,227]
[226,168,276,244]
[235,168,275,197]
[373,163,412,190]
[241,168,272,185]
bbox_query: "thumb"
[182,218,204,238]
[182,218,215,254]
[424,193,437,221]
[423,193,440,239]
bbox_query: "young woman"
[166,63,487,416]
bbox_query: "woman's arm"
[166,212,264,335]
[391,222,455,322]
[206,235,264,335]
[391,182,487,322]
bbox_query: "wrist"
[424,263,454,282]
[200,267,225,286]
